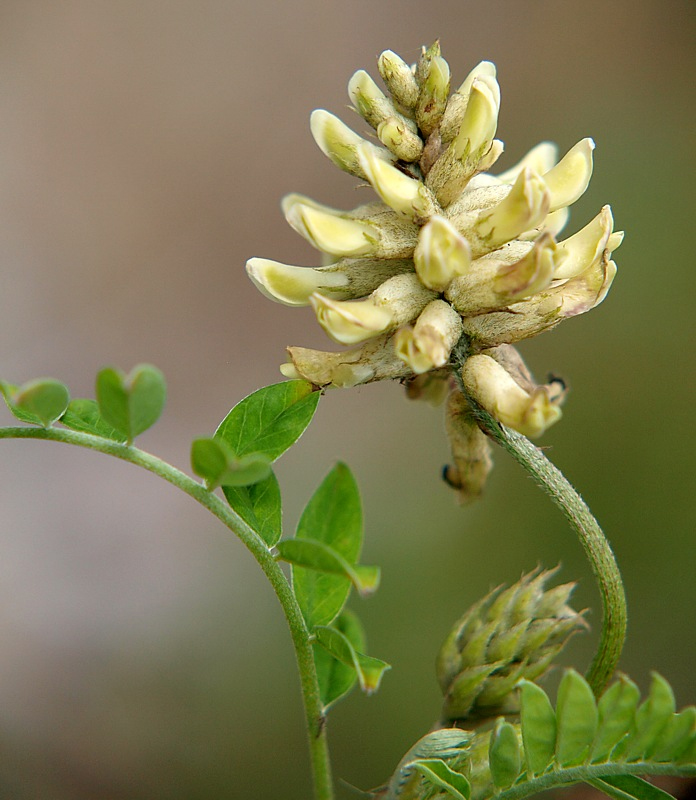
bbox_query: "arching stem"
[0,426,334,800]
[470,405,627,696]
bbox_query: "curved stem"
[0,426,334,800]
[470,406,627,696]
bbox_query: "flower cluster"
[246,43,622,501]
[436,568,586,724]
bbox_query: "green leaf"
[590,775,677,800]
[519,680,557,776]
[276,539,380,597]
[411,759,471,800]
[59,398,127,442]
[222,473,282,547]
[489,719,522,789]
[313,609,365,710]
[314,625,389,695]
[191,437,228,481]
[624,674,675,761]
[214,380,320,461]
[1,379,69,427]
[555,669,599,767]
[190,437,271,488]
[651,708,696,762]
[292,463,362,628]
[96,364,166,442]
[591,675,641,762]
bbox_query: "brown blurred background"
[0,1,694,797]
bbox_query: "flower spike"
[247,43,621,500]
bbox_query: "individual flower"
[246,42,622,499]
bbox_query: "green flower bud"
[437,568,586,722]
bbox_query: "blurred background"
[0,1,694,797]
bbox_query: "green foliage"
[291,462,362,629]
[383,670,695,800]
[313,625,389,695]
[489,719,521,790]
[383,729,471,800]
[222,473,282,547]
[313,610,365,710]
[214,379,320,460]
[554,669,598,766]
[1,378,70,427]
[397,670,696,800]
[95,364,166,443]
[214,380,319,541]
[411,759,471,799]
[60,398,127,442]
[590,775,679,800]
[190,436,271,488]
[276,538,380,596]
[519,679,556,776]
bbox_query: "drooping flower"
[246,42,622,501]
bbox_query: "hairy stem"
[496,762,696,800]
[0,426,334,800]
[469,406,627,696]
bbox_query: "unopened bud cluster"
[246,43,622,499]
[436,568,586,723]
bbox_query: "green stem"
[470,406,627,696]
[496,762,696,800]
[0,426,334,800]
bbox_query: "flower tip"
[453,75,500,159]
[608,230,624,251]
[356,141,422,218]
[245,257,349,306]
[298,205,377,257]
[310,292,393,345]
[543,137,595,213]
[280,362,301,380]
